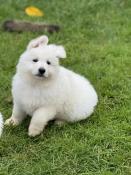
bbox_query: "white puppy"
[5,35,98,137]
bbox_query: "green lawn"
[0,0,131,174]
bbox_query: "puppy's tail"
[0,113,4,137]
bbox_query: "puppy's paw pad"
[5,118,19,126]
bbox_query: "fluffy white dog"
[5,35,98,137]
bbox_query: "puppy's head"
[17,35,66,81]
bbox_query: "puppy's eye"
[33,59,38,62]
[47,60,51,65]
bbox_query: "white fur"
[0,113,3,137]
[5,35,98,137]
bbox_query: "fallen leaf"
[25,6,44,17]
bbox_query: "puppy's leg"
[28,107,56,137]
[5,103,26,126]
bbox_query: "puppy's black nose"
[38,68,45,74]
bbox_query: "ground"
[0,0,131,175]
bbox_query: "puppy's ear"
[54,45,66,59]
[27,35,48,50]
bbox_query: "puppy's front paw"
[5,117,19,126]
[28,126,42,137]
[54,120,65,126]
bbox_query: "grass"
[0,0,131,174]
